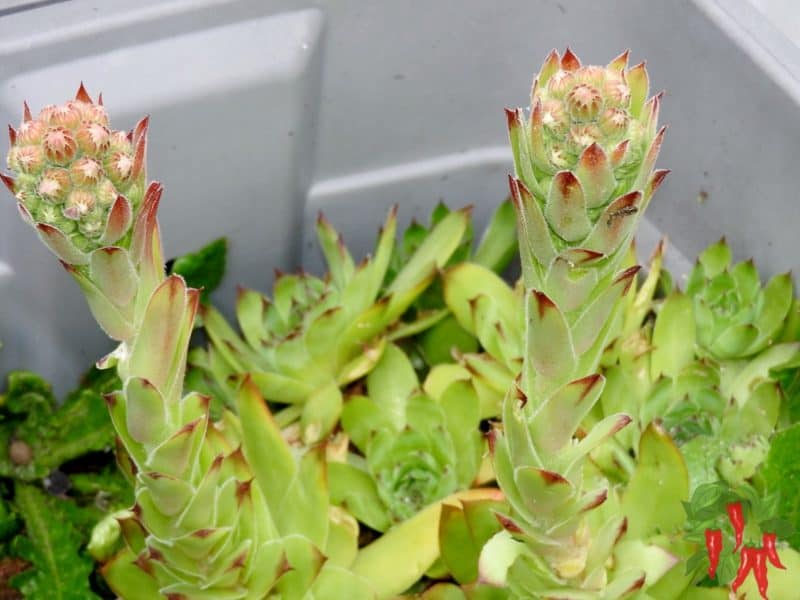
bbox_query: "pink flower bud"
[17,119,46,145]
[604,73,631,108]
[43,127,78,165]
[108,130,133,153]
[63,189,96,220]
[96,178,118,207]
[104,151,134,185]
[566,84,603,121]
[547,70,575,97]
[71,100,109,125]
[13,145,46,174]
[599,108,630,137]
[76,122,111,155]
[47,103,82,129]
[37,168,71,203]
[70,157,104,186]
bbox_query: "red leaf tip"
[75,82,93,104]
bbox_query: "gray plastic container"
[1,0,798,395]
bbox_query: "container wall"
[1,0,797,394]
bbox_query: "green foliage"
[762,423,800,550]
[0,368,131,599]
[10,483,99,600]
[168,237,228,302]
[0,371,115,481]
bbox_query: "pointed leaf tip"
[7,124,16,145]
[495,513,523,534]
[531,289,557,318]
[615,265,641,293]
[76,82,93,103]
[100,195,133,245]
[608,49,630,71]
[98,92,104,106]
[561,47,581,71]
[539,469,569,485]
[574,373,604,400]
[0,172,15,194]
[582,489,609,511]
[22,101,31,122]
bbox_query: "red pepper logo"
[704,502,786,599]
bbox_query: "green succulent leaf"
[621,424,688,538]
[329,461,391,532]
[439,499,507,585]
[473,198,518,274]
[651,291,695,380]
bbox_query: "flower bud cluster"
[6,88,141,250]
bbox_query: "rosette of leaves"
[593,238,799,487]
[193,205,471,445]
[330,343,483,532]
[686,239,794,361]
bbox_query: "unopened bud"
[104,151,134,185]
[108,131,132,153]
[71,100,109,125]
[63,189,96,220]
[76,122,110,155]
[566,83,603,121]
[599,108,630,137]
[547,70,575,97]
[541,99,567,133]
[569,124,602,150]
[79,217,104,238]
[577,65,606,88]
[96,179,118,207]
[43,127,78,164]
[70,157,104,186]
[38,168,71,203]
[48,104,82,129]
[604,73,631,108]
[17,119,46,145]
[13,145,46,174]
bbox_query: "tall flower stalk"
[2,87,383,598]
[478,49,677,597]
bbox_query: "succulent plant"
[686,239,795,361]
[427,261,524,420]
[3,88,382,599]
[505,48,668,304]
[3,84,146,262]
[193,205,471,445]
[331,343,483,531]
[478,49,677,597]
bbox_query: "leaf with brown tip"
[99,195,133,245]
[75,82,93,103]
[544,171,591,243]
[530,374,605,453]
[560,47,581,71]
